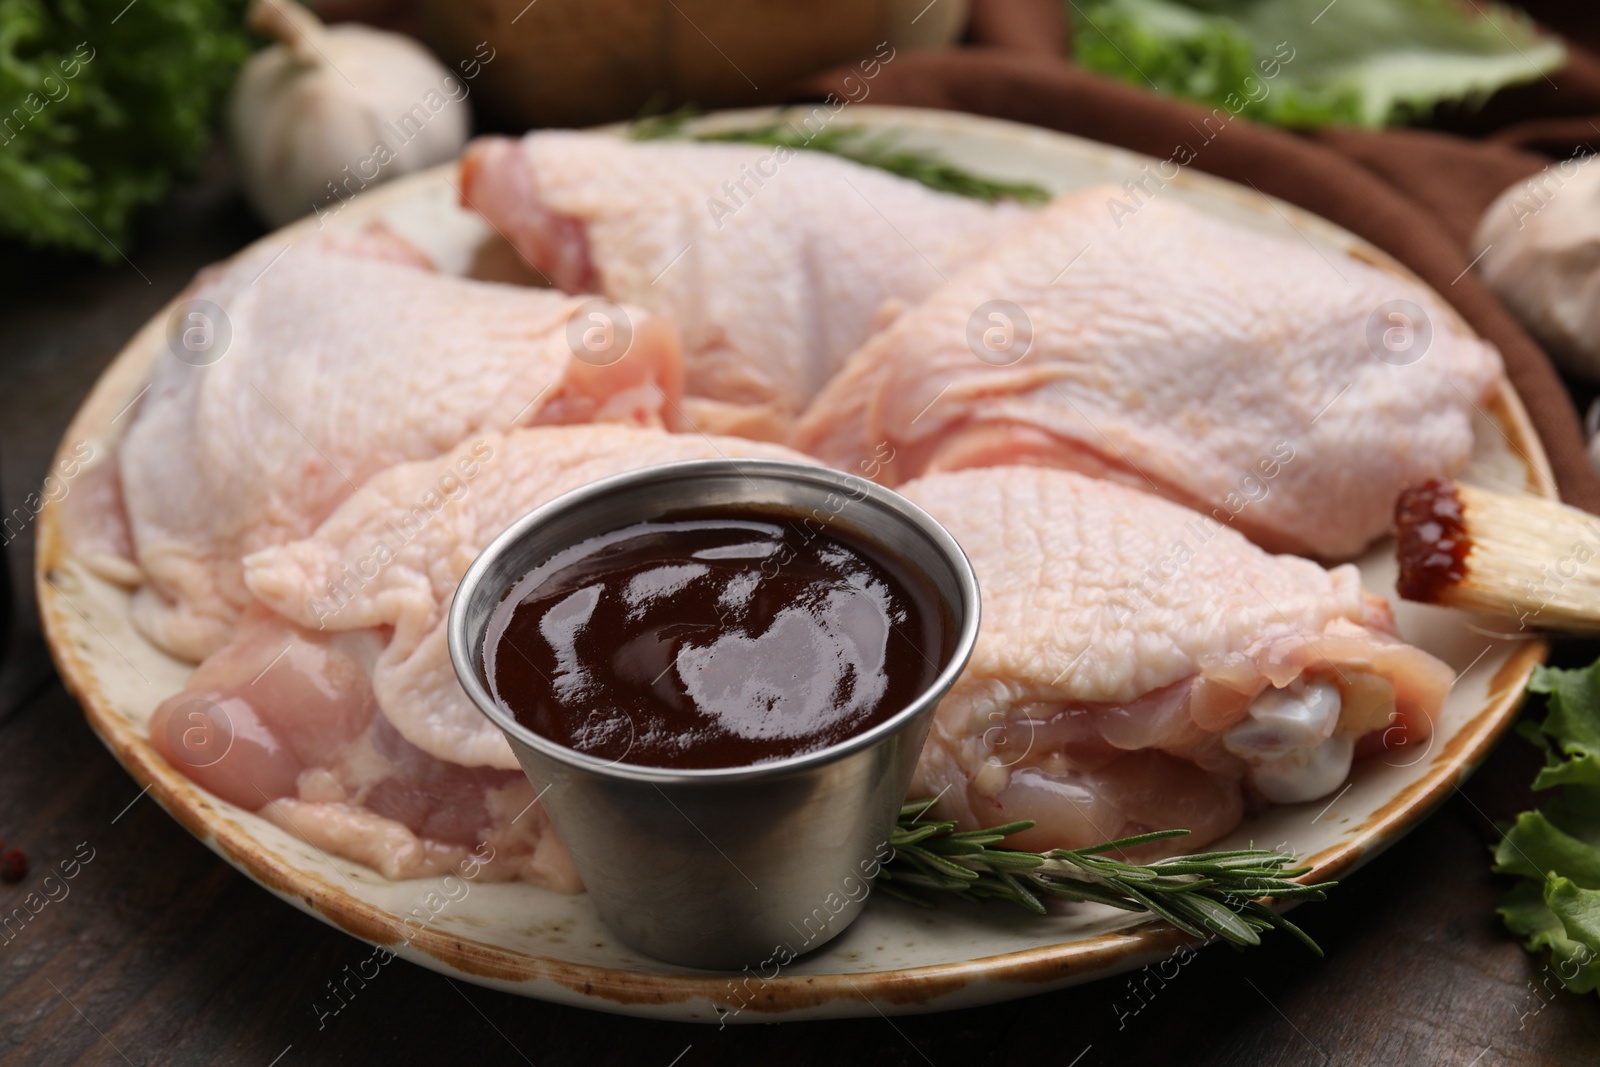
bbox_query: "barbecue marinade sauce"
[484,509,946,770]
[1393,479,1471,604]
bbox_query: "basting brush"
[1394,479,1600,634]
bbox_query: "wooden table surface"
[2,168,1598,1067]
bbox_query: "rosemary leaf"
[952,821,1037,838]
[1178,894,1263,945]
[996,870,1048,915]
[1251,906,1326,959]
[1066,829,1191,855]
[901,844,983,881]
[898,798,941,819]
[882,869,970,893]
[966,849,1048,871]
[891,823,951,847]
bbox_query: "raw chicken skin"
[242,425,813,771]
[149,608,580,889]
[794,187,1505,559]
[460,131,1024,438]
[120,239,683,662]
[898,467,1454,854]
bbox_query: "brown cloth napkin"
[800,0,1600,514]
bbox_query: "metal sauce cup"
[448,458,979,969]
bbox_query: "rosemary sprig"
[879,799,1335,955]
[628,108,1052,205]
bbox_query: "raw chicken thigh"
[150,425,811,885]
[120,238,683,661]
[794,188,1505,558]
[899,467,1453,854]
[460,131,1025,438]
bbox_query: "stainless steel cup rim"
[447,457,981,786]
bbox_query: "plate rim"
[35,104,1553,1019]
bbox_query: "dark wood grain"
[2,168,1598,1067]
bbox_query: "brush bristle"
[1396,480,1600,634]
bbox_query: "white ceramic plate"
[38,106,1552,1022]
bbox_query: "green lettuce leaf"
[1070,0,1566,128]
[1495,809,1600,888]
[1499,879,1600,994]
[1497,660,1600,995]
[0,0,248,259]
[1530,661,1600,743]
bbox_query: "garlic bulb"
[1474,158,1600,379]
[229,0,470,227]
